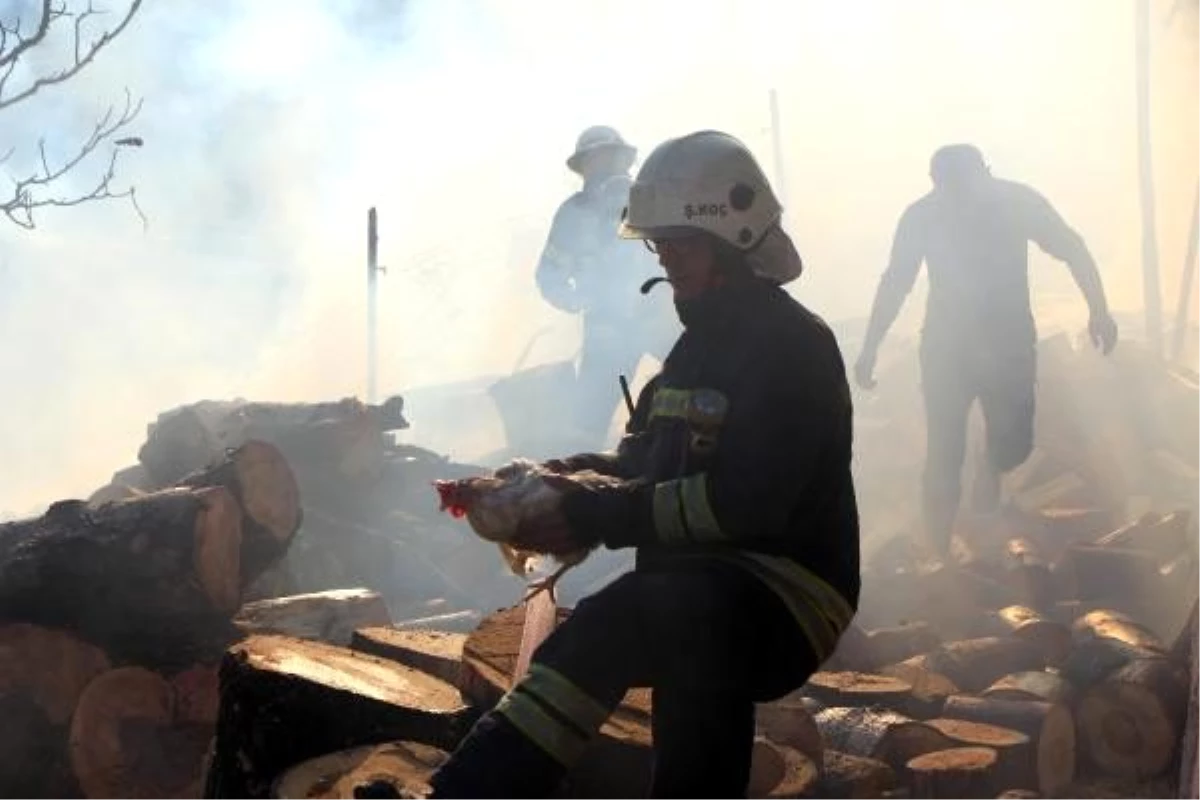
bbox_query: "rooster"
[435,459,620,601]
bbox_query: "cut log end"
[0,623,111,726]
[351,627,466,688]
[748,738,820,799]
[192,486,243,614]
[906,746,999,799]
[231,440,302,544]
[69,667,208,800]
[942,696,1076,796]
[755,697,823,766]
[806,670,913,706]
[1077,658,1188,780]
[236,634,466,713]
[927,718,1029,749]
[908,746,998,771]
[208,635,473,799]
[272,741,447,799]
[819,750,898,798]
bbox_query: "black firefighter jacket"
[560,272,861,661]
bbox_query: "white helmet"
[566,125,637,175]
[618,130,802,285]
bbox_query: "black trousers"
[920,337,1037,555]
[428,560,820,798]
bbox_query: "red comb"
[434,480,468,519]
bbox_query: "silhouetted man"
[854,143,1118,557]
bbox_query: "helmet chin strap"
[640,276,669,295]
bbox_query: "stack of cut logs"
[0,441,303,797]
[1,332,1193,798]
[88,395,509,619]
[194,491,1200,796]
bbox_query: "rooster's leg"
[522,563,574,604]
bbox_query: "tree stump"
[351,627,466,688]
[204,635,473,799]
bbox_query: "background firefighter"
[534,125,680,449]
[428,131,860,798]
[853,143,1119,560]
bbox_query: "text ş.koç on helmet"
[618,130,803,285]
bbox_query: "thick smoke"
[0,0,1195,519]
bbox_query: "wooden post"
[367,207,381,404]
[1171,184,1198,363]
[1136,0,1164,357]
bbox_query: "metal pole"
[1171,184,1199,363]
[367,207,379,404]
[769,89,788,215]
[1136,0,1164,357]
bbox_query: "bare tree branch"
[0,1,55,71]
[0,0,143,110]
[1,87,144,229]
[0,0,147,229]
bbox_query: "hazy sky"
[0,0,1196,514]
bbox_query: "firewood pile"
[0,441,303,797]
[0,331,1193,798]
[87,395,529,620]
[201,582,1198,799]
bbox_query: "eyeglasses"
[643,235,704,256]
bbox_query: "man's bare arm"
[1026,188,1117,352]
[1027,191,1108,319]
[856,204,925,386]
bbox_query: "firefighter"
[853,143,1118,558]
[535,125,679,449]
[429,131,860,798]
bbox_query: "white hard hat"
[566,125,636,175]
[619,130,802,285]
